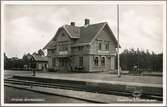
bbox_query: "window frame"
[78,46,83,51]
[79,56,83,67]
[101,57,105,66]
[58,41,69,51]
[94,56,99,66]
[97,40,102,51]
[52,57,56,66]
[98,42,102,50]
[105,41,110,51]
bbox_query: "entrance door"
[59,58,70,72]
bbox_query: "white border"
[1,1,166,106]
[162,1,167,106]
[1,1,5,106]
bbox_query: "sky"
[3,3,164,58]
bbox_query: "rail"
[4,78,162,101]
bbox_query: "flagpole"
[117,4,121,77]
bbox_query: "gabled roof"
[63,25,80,38]
[43,40,57,49]
[74,22,106,44]
[44,22,120,49]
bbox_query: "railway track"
[4,78,162,101]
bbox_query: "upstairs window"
[99,43,102,50]
[98,40,102,50]
[59,45,68,51]
[58,41,69,51]
[105,41,109,50]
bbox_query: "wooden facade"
[44,19,120,72]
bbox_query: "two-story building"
[43,19,120,72]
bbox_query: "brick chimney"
[85,19,90,25]
[71,22,75,26]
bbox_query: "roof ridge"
[81,22,107,26]
[64,24,79,27]
[64,22,107,28]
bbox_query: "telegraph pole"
[117,4,121,77]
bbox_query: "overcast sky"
[3,3,164,58]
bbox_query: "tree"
[22,53,33,69]
[119,48,163,72]
[4,53,9,69]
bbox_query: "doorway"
[59,57,70,72]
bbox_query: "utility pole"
[117,4,121,77]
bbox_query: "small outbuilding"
[31,54,48,71]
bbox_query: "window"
[98,42,102,50]
[51,49,56,53]
[52,57,56,66]
[101,57,105,66]
[58,41,68,51]
[94,57,99,66]
[59,58,66,66]
[78,46,83,51]
[62,33,65,37]
[61,46,68,51]
[97,40,102,50]
[105,41,109,50]
[48,49,53,54]
[59,58,63,66]
[79,56,83,66]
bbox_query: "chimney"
[85,18,90,25]
[71,22,75,26]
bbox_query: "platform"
[12,72,163,98]
[14,72,162,84]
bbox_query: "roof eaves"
[71,43,90,47]
[105,24,121,48]
[43,40,53,50]
[43,27,61,49]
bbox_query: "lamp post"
[27,54,36,76]
[117,4,121,78]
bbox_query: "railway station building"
[43,19,120,72]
